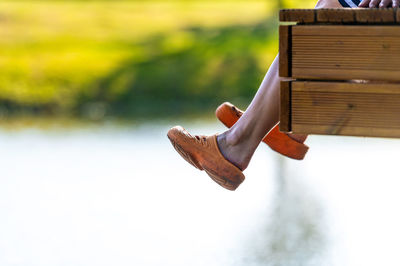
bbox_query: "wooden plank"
[280,9,315,24]
[290,81,400,138]
[316,8,355,23]
[291,25,400,81]
[280,81,291,132]
[291,69,400,82]
[279,25,291,77]
[396,8,400,23]
[292,81,400,94]
[292,25,400,36]
[280,8,399,24]
[292,125,400,138]
[355,8,395,23]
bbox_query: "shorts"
[338,0,361,7]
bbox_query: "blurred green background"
[0,0,315,123]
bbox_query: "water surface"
[1,122,400,266]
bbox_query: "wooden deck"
[279,8,400,138]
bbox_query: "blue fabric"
[338,0,361,7]
[338,0,350,7]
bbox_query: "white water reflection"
[0,122,400,266]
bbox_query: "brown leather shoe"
[167,126,245,191]
[215,102,309,160]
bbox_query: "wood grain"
[279,9,400,138]
[396,8,400,22]
[316,9,355,23]
[291,25,400,81]
[280,81,291,132]
[279,25,291,77]
[355,8,395,23]
[290,81,400,138]
[280,9,315,24]
[280,8,398,24]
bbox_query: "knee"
[314,0,343,8]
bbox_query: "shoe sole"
[203,167,242,191]
[168,136,203,170]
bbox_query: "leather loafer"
[167,126,245,191]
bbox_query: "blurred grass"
[0,0,315,120]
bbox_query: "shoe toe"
[167,126,203,170]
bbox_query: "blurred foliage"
[0,0,315,120]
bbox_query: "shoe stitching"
[193,135,210,148]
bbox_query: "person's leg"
[168,0,347,190]
[216,55,281,170]
[217,0,343,170]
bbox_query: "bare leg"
[217,0,343,170]
[217,55,281,170]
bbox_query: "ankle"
[222,125,249,147]
[216,132,251,171]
